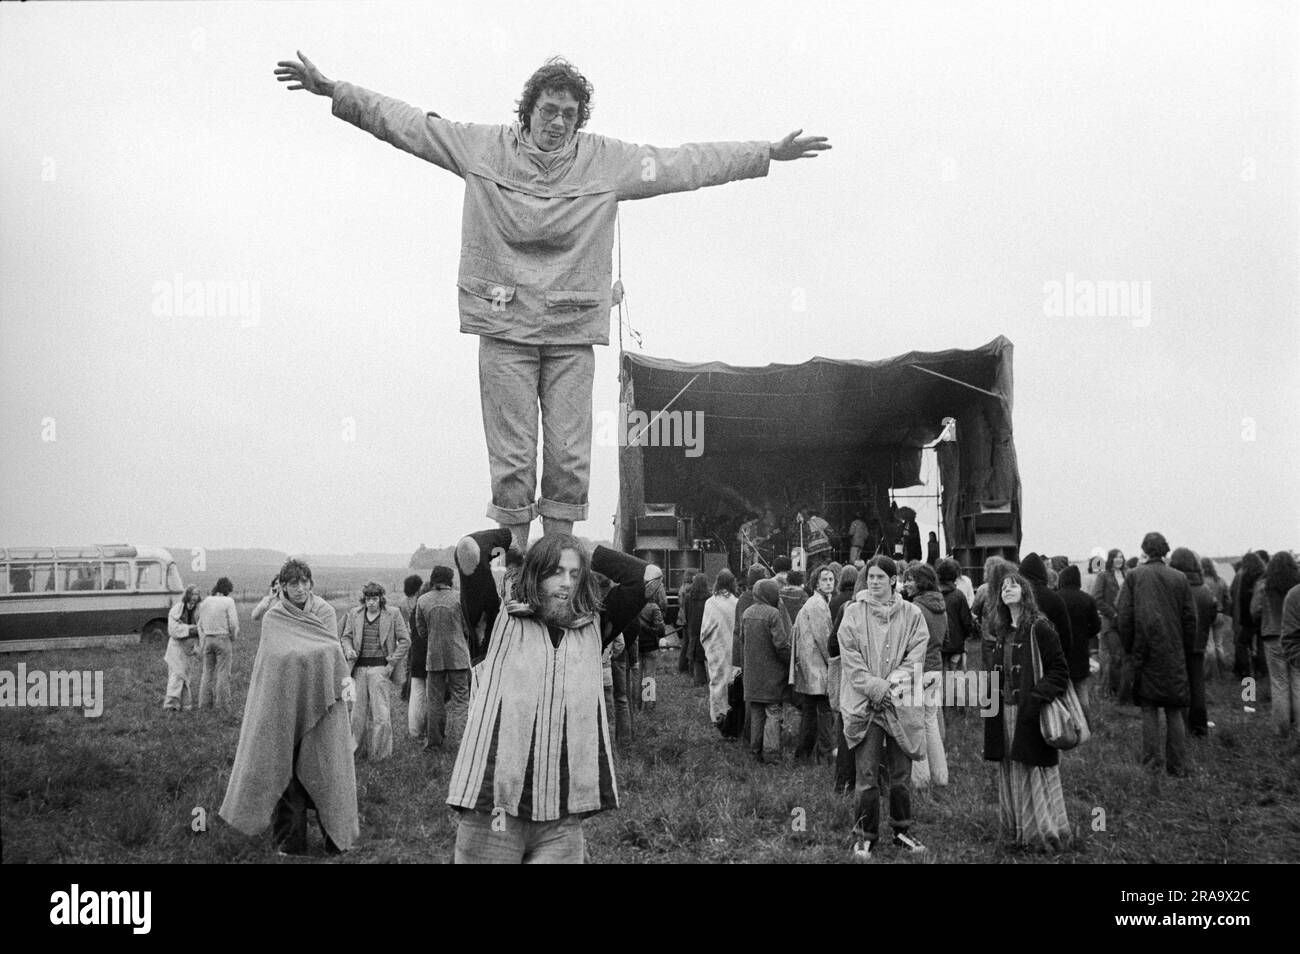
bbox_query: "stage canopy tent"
[616,336,1022,573]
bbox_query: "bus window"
[61,562,102,591]
[136,562,164,590]
[9,563,54,593]
[166,563,183,592]
[104,561,131,590]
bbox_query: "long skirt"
[163,636,200,710]
[702,631,735,724]
[996,703,1071,851]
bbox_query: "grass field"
[3,601,1298,864]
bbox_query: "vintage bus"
[0,545,184,651]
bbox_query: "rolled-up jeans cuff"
[486,501,536,524]
[537,497,588,521]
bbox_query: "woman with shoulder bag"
[983,566,1072,851]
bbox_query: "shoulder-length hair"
[1264,551,1300,595]
[516,56,594,133]
[990,571,1040,638]
[688,571,711,601]
[1106,548,1126,574]
[713,569,737,597]
[516,533,603,620]
[360,581,387,610]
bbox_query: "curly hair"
[360,580,387,610]
[516,56,594,134]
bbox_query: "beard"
[541,594,580,628]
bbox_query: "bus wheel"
[141,620,168,644]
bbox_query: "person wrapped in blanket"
[219,558,359,855]
[447,529,659,863]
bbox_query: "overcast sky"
[1,0,1296,560]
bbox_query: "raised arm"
[275,51,485,176]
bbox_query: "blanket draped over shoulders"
[219,594,359,849]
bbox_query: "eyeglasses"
[535,104,578,125]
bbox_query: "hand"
[384,664,394,680]
[341,677,356,705]
[769,129,831,162]
[274,50,334,96]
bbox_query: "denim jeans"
[407,675,427,738]
[1263,637,1300,735]
[795,694,835,763]
[1140,705,1188,776]
[426,669,470,750]
[478,336,593,525]
[198,634,234,710]
[610,647,632,742]
[453,809,585,864]
[852,721,912,843]
[351,666,393,761]
[748,702,783,763]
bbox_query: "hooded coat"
[1021,553,1074,664]
[1056,565,1101,680]
[835,591,928,757]
[741,579,792,704]
[1117,557,1196,707]
[1170,548,1217,655]
[910,590,948,673]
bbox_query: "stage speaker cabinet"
[639,519,681,548]
[676,516,694,548]
[667,548,703,594]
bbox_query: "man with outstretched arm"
[275,51,830,550]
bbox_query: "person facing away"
[275,52,829,553]
[1168,547,1217,737]
[741,578,792,765]
[1117,532,1196,777]
[413,565,472,751]
[1055,564,1101,709]
[1254,551,1300,737]
[198,577,240,711]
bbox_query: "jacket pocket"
[545,289,605,311]
[459,275,516,307]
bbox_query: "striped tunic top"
[446,546,649,822]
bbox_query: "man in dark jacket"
[741,579,791,763]
[1056,565,1101,708]
[1021,553,1074,667]
[1118,532,1197,776]
[1170,547,1218,737]
[413,566,471,750]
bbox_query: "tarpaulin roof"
[620,336,1014,455]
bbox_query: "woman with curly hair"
[982,567,1072,852]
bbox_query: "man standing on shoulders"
[275,52,829,553]
[1118,532,1197,776]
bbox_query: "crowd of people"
[164,531,1299,862]
[640,533,1300,858]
